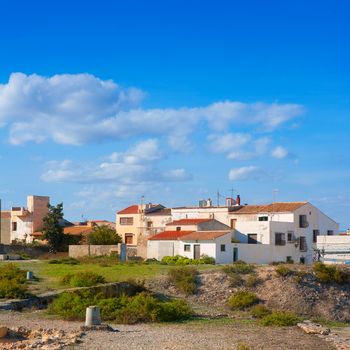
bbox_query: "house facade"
[8,195,50,243]
[316,235,350,264]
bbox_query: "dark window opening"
[248,234,258,244]
[313,230,320,243]
[220,244,226,252]
[184,244,191,252]
[275,233,286,246]
[258,216,268,221]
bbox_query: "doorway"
[194,244,201,260]
[233,247,238,262]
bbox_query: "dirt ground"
[0,311,336,350]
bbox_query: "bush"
[313,262,350,284]
[227,272,244,287]
[223,263,255,275]
[87,225,122,245]
[0,264,28,299]
[275,265,293,277]
[245,274,260,288]
[48,257,80,265]
[48,290,192,323]
[228,291,259,310]
[250,304,271,319]
[161,255,215,265]
[168,267,197,295]
[0,264,26,284]
[260,311,300,326]
[237,343,252,350]
[61,271,106,287]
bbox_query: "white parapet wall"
[316,235,350,264]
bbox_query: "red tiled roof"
[181,231,230,241]
[117,205,139,214]
[64,226,94,236]
[166,218,211,226]
[148,230,194,241]
[231,202,307,214]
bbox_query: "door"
[194,244,201,260]
[233,247,238,262]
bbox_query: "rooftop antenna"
[217,189,226,206]
[228,188,235,199]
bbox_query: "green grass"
[3,260,219,295]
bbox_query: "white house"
[316,235,350,264]
[147,218,232,263]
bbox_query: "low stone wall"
[69,244,119,258]
[0,281,143,311]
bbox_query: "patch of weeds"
[313,262,350,284]
[161,255,215,265]
[228,272,244,287]
[237,343,252,350]
[0,264,28,299]
[223,262,255,275]
[61,271,106,287]
[168,267,197,295]
[260,311,300,326]
[245,274,260,288]
[228,291,259,310]
[311,316,350,328]
[48,257,80,265]
[294,271,307,284]
[250,304,271,319]
[275,265,293,277]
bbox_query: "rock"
[0,326,8,338]
[297,321,331,335]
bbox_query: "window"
[220,244,226,252]
[286,256,293,263]
[12,222,17,231]
[275,233,286,246]
[184,244,191,252]
[313,230,320,243]
[300,257,306,264]
[299,215,308,228]
[120,217,134,225]
[258,216,268,221]
[299,237,307,251]
[176,227,181,231]
[327,230,334,236]
[287,231,294,242]
[147,221,153,228]
[125,233,134,244]
[248,234,258,244]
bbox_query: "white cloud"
[228,166,259,181]
[41,139,190,184]
[271,146,289,159]
[209,133,251,153]
[0,73,304,147]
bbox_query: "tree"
[42,203,65,252]
[87,225,122,245]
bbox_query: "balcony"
[11,207,29,217]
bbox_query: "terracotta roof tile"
[117,205,139,214]
[148,230,194,240]
[181,231,231,241]
[231,202,307,214]
[64,226,94,235]
[166,218,211,226]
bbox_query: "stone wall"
[0,244,49,258]
[68,244,120,258]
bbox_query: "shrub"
[87,225,122,245]
[61,271,106,287]
[161,255,215,266]
[260,311,300,326]
[48,290,192,323]
[275,265,293,277]
[0,264,26,284]
[245,274,260,288]
[237,343,252,350]
[223,263,255,275]
[168,267,197,295]
[250,304,271,319]
[228,291,259,310]
[0,264,28,299]
[313,262,350,284]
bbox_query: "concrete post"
[85,306,101,326]
[26,271,33,280]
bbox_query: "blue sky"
[0,0,349,229]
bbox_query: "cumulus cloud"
[0,73,303,147]
[271,146,289,159]
[41,139,190,184]
[228,166,260,181]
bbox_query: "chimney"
[236,195,241,206]
[226,198,233,207]
[207,198,212,207]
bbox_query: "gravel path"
[0,311,335,350]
